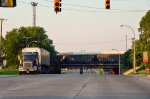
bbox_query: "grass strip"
[0,69,19,75]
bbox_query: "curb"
[146,75,150,77]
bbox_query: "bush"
[96,69,105,74]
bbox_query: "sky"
[0,0,150,53]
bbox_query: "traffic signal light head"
[105,0,110,9]
[0,0,16,7]
[54,0,61,14]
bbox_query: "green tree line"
[121,10,150,69]
[1,26,58,73]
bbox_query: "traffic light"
[105,0,110,9]
[54,0,61,14]
[0,0,16,7]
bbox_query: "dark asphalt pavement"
[0,71,150,99]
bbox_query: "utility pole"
[0,18,7,66]
[112,49,121,75]
[126,34,127,51]
[31,2,38,27]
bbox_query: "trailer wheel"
[35,71,38,74]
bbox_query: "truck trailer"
[18,47,50,74]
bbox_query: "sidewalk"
[123,67,142,75]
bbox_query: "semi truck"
[18,47,50,75]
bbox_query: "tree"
[139,10,150,49]
[121,49,132,69]
[139,10,150,66]
[4,26,57,71]
[135,40,143,66]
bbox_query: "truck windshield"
[23,54,36,61]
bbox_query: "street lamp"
[28,41,38,47]
[23,36,31,47]
[120,25,136,73]
[112,49,121,75]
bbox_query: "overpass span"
[56,52,124,74]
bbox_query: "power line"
[54,38,132,45]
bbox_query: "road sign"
[143,51,148,63]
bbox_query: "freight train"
[56,52,123,74]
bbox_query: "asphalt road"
[0,70,150,99]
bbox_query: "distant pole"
[0,18,7,65]
[112,49,121,75]
[31,2,38,27]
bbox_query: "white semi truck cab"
[18,47,50,74]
